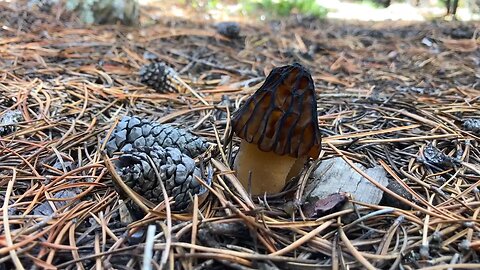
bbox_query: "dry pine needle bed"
[0,1,480,269]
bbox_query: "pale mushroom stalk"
[234,141,298,194]
[232,63,322,196]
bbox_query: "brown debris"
[302,192,349,218]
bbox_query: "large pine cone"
[105,116,209,158]
[139,62,181,93]
[114,146,212,211]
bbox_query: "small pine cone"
[105,116,209,158]
[0,110,23,136]
[216,22,241,39]
[139,62,183,93]
[214,94,235,122]
[114,146,212,211]
[463,118,480,134]
[28,0,58,12]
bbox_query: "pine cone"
[139,62,182,93]
[0,110,23,136]
[114,146,212,211]
[28,0,58,12]
[463,118,480,134]
[216,22,241,39]
[105,116,209,158]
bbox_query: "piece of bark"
[303,157,389,207]
[380,180,412,210]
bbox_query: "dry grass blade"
[103,154,152,212]
[2,169,25,270]
[338,221,376,270]
[270,220,334,256]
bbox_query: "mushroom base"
[234,141,299,195]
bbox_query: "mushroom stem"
[286,156,308,181]
[234,140,298,195]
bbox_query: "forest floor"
[1,1,480,269]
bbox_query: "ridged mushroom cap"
[231,63,321,158]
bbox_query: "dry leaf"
[330,55,360,74]
[314,73,355,87]
[303,192,349,218]
[441,38,478,52]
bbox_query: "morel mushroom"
[231,63,321,195]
